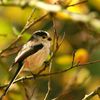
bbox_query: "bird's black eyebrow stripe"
[35,31,47,36]
[16,44,43,63]
[28,31,48,41]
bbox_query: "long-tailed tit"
[1,30,52,98]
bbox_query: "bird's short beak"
[48,37,52,41]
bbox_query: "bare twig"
[0,0,88,11]
[0,35,22,56]
[52,50,79,100]
[0,59,100,89]
[0,45,22,57]
[0,12,48,56]
[0,0,87,56]
[37,61,50,75]
[50,18,65,61]
[22,82,30,100]
[28,9,36,22]
[29,87,36,100]
[0,10,49,99]
[0,1,61,12]
[66,0,88,8]
[44,61,52,100]
[50,32,65,61]
[82,86,100,100]
[0,0,30,8]
[53,67,81,100]
[71,50,76,67]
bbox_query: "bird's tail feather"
[1,63,23,98]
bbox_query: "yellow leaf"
[56,55,72,65]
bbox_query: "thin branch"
[29,87,36,100]
[50,32,65,60]
[52,18,59,51]
[0,0,30,8]
[0,59,100,89]
[0,0,88,11]
[0,1,61,12]
[0,13,48,56]
[52,50,79,100]
[50,18,65,61]
[27,8,36,23]
[66,0,88,8]
[82,86,100,100]
[0,45,22,57]
[0,8,36,55]
[0,35,22,56]
[71,50,76,67]
[44,61,52,100]
[22,82,30,100]
[53,67,81,100]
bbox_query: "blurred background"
[0,0,100,100]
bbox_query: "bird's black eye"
[42,36,46,39]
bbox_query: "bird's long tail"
[0,62,23,99]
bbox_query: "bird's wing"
[15,43,43,63]
[3,43,43,98]
[4,43,43,99]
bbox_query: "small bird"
[1,30,52,98]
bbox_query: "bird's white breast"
[23,44,50,71]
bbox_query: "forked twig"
[44,61,52,100]
[82,86,100,100]
[0,59,100,90]
[66,0,88,8]
[0,12,48,56]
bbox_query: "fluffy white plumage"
[1,30,51,98]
